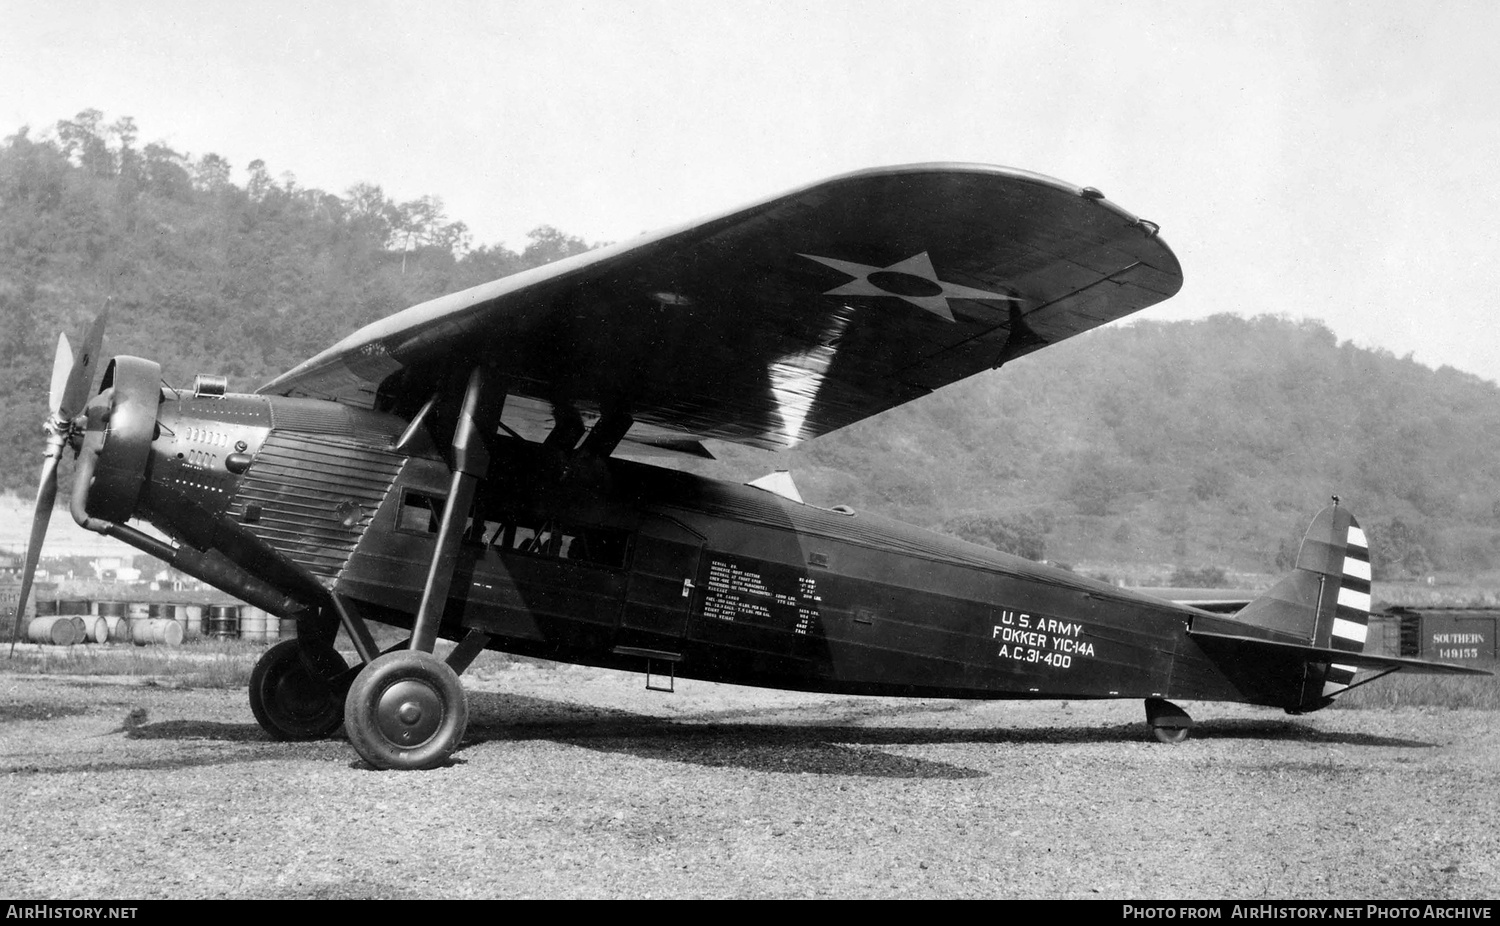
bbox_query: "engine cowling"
[71,356,162,528]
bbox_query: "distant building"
[90,555,138,581]
[0,576,59,630]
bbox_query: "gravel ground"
[1,661,1497,900]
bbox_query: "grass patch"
[1,639,265,689]
[1,634,531,689]
[1333,669,1500,710]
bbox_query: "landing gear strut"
[248,368,501,768]
[1145,698,1193,744]
[340,366,503,770]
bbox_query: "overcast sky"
[5,0,1499,383]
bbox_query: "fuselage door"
[617,514,706,658]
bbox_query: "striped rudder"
[1319,515,1371,696]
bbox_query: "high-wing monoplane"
[11,164,1487,769]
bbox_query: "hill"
[4,111,1498,589]
[0,110,597,489]
[689,313,1500,586]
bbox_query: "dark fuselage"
[139,392,1277,707]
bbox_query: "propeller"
[9,307,108,655]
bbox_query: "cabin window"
[473,519,508,547]
[463,513,632,569]
[397,486,631,569]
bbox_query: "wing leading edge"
[260,164,1183,453]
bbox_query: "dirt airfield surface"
[1,659,1497,901]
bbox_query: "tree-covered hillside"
[699,313,1500,583]
[5,112,1499,584]
[0,110,596,486]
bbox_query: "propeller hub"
[71,356,162,528]
[41,412,83,455]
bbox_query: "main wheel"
[344,650,468,771]
[249,638,349,740]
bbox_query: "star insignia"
[800,251,1016,322]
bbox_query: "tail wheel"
[1152,725,1191,745]
[249,639,348,740]
[344,650,468,771]
[1144,697,1193,745]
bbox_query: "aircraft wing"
[259,164,1183,453]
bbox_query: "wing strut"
[411,366,506,653]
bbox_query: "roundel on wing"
[799,251,1017,322]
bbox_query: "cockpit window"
[396,490,444,534]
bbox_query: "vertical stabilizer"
[1232,503,1372,699]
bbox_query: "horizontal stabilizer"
[748,470,804,504]
[1134,587,1257,614]
[1189,628,1492,677]
[620,437,716,460]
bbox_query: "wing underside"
[260,164,1184,453]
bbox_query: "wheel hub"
[376,679,443,746]
[249,639,347,741]
[272,673,321,721]
[343,649,469,770]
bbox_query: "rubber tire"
[249,638,348,740]
[1152,725,1191,745]
[344,650,468,771]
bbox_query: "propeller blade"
[9,453,60,656]
[59,305,109,420]
[48,334,73,416]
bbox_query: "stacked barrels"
[65,599,107,645]
[95,601,133,642]
[237,607,283,642]
[182,604,204,638]
[26,599,105,646]
[206,605,239,639]
[19,598,292,647]
[129,604,184,647]
[26,600,81,645]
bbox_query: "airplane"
[8,164,1488,770]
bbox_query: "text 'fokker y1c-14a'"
[11,164,1489,769]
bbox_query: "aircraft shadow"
[123,717,279,742]
[0,703,90,723]
[5,710,345,777]
[462,691,1434,779]
[1166,717,1427,748]
[6,693,1428,780]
